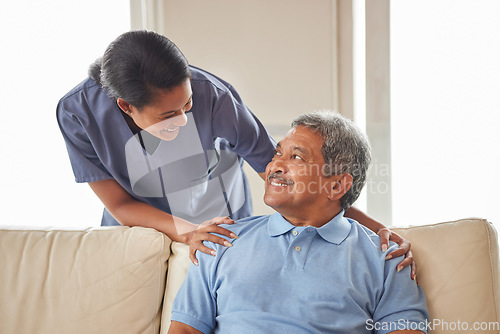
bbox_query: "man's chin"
[263,193,287,211]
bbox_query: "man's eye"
[274,150,282,156]
[292,154,302,160]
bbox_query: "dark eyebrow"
[275,143,309,156]
[292,146,309,156]
[160,94,192,116]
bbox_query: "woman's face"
[125,79,193,141]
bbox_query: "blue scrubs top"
[56,66,276,226]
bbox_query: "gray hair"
[291,110,372,210]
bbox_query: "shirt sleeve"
[170,246,218,334]
[211,85,276,173]
[372,245,430,334]
[56,96,113,183]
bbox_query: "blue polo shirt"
[56,66,275,226]
[171,212,429,333]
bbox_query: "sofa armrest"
[393,218,500,334]
[0,226,171,334]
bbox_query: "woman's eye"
[162,112,177,119]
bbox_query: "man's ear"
[117,98,133,115]
[329,173,353,201]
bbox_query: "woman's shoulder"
[59,77,102,102]
[57,77,116,120]
[189,66,233,94]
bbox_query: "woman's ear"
[117,98,132,115]
[329,173,353,201]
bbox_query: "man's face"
[264,125,336,218]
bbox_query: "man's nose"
[268,157,287,175]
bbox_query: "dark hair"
[292,111,372,210]
[88,30,191,109]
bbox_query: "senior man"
[168,111,429,334]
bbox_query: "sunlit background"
[391,0,500,227]
[0,0,129,227]
[0,0,498,231]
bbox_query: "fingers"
[385,238,410,259]
[189,240,218,266]
[188,237,232,266]
[197,223,239,240]
[197,231,234,248]
[377,228,390,252]
[387,230,403,245]
[395,252,413,271]
[189,248,199,266]
[411,260,417,283]
[218,217,235,225]
[391,249,417,282]
[200,216,235,228]
[188,220,239,266]
[385,246,405,260]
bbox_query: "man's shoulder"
[200,215,270,261]
[346,218,399,255]
[222,215,270,236]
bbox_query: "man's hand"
[187,216,238,265]
[378,228,417,282]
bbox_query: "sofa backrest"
[0,226,171,334]
[1,219,498,334]
[393,218,500,334]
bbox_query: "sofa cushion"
[393,218,500,334]
[0,226,170,334]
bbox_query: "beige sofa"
[1,218,499,334]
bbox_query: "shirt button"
[292,230,298,236]
[295,246,301,252]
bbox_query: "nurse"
[57,30,415,278]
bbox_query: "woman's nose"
[172,112,188,126]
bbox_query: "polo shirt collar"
[268,213,296,236]
[267,210,352,245]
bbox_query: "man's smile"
[268,174,294,187]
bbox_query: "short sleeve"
[170,246,218,334]
[56,96,112,183]
[372,245,430,334]
[211,87,276,173]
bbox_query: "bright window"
[0,0,130,227]
[391,0,500,228]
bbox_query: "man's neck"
[278,206,343,228]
